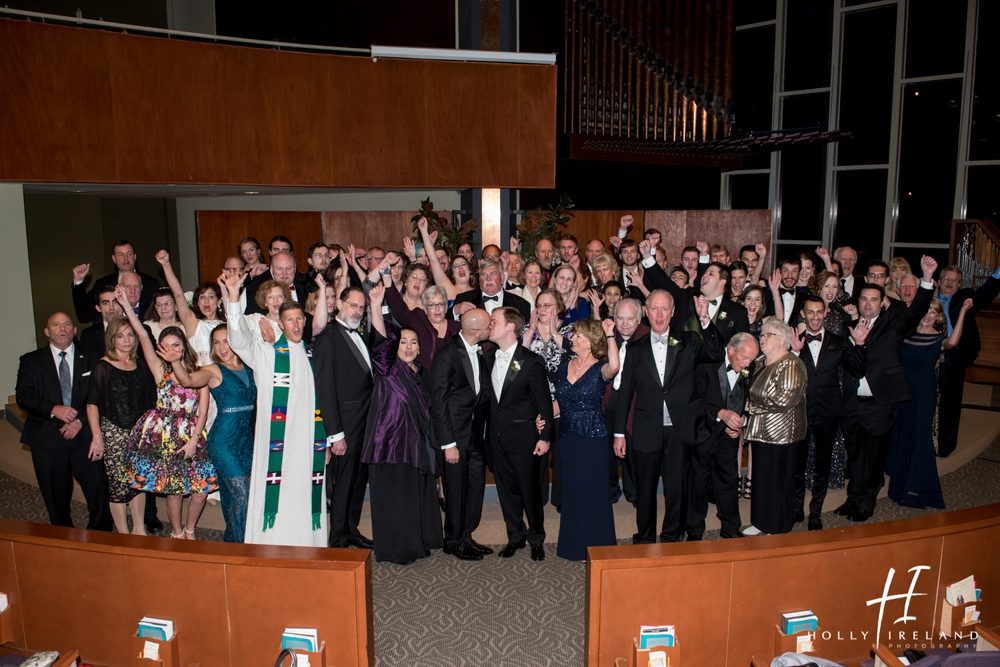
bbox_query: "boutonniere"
[740,368,749,379]
[717,311,728,321]
[510,360,522,374]
[668,337,680,348]
[476,347,484,357]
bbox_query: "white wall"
[173,190,462,287]
[0,184,38,398]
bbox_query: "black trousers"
[843,417,892,514]
[936,352,965,457]
[31,442,112,531]
[794,417,838,519]
[441,443,487,549]
[631,427,686,544]
[688,432,741,538]
[328,436,370,547]
[607,393,637,503]
[491,445,545,546]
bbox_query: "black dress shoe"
[833,500,855,516]
[467,539,494,555]
[610,488,622,504]
[444,544,483,561]
[498,541,526,558]
[530,544,545,561]
[848,508,873,522]
[346,534,374,548]
[807,515,823,531]
[686,534,703,541]
[145,517,164,534]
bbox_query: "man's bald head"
[44,311,76,350]
[271,251,296,286]
[460,308,491,343]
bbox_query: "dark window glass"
[905,0,967,78]
[896,80,962,244]
[970,1,1000,160]
[729,174,771,210]
[736,0,776,26]
[966,166,1000,222]
[834,169,888,262]
[888,247,950,278]
[838,7,896,165]
[733,26,776,134]
[783,0,833,91]
[778,94,828,241]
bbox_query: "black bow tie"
[804,332,822,344]
[483,293,500,302]
[780,287,796,296]
[725,364,734,373]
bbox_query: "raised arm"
[155,250,198,338]
[116,284,162,382]
[368,283,388,338]
[769,268,785,322]
[311,273,329,336]
[417,217,459,299]
[750,243,768,286]
[600,318,620,380]
[220,273,260,370]
[159,341,220,389]
[943,298,973,350]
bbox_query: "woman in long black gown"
[553,318,620,561]
[359,284,443,564]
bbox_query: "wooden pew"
[589,504,1000,667]
[0,520,373,666]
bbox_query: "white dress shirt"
[337,317,371,372]
[806,330,823,366]
[492,342,516,399]
[50,343,75,378]
[650,331,673,426]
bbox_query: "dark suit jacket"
[642,259,720,333]
[798,330,845,422]
[453,289,531,323]
[16,344,97,450]
[841,273,863,304]
[429,335,487,450]
[484,345,554,451]
[313,321,382,445]
[684,299,749,344]
[942,275,1000,365]
[614,324,724,448]
[244,272,310,315]
[72,270,160,324]
[602,324,651,433]
[695,359,749,440]
[842,286,933,429]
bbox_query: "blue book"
[639,625,676,649]
[781,611,818,635]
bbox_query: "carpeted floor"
[1,433,998,666]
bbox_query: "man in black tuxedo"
[791,296,846,530]
[689,332,758,540]
[16,312,111,531]
[605,298,649,505]
[244,251,310,315]
[314,285,379,548]
[934,264,1000,457]
[838,256,937,522]
[775,257,809,324]
[613,290,724,544]
[485,307,554,561]
[79,286,125,358]
[864,260,905,315]
[71,240,160,324]
[430,308,493,561]
[452,260,531,322]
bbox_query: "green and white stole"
[265,334,327,532]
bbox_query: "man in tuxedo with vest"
[613,290,724,544]
[838,255,937,522]
[485,306,554,561]
[16,312,111,531]
[689,332,758,540]
[430,308,493,560]
[791,295,846,530]
[314,285,380,548]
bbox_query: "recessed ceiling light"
[244,191,260,195]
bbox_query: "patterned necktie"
[651,333,670,346]
[58,351,72,406]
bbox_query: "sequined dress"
[553,357,617,560]
[130,371,219,495]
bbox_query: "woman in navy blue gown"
[887,298,971,508]
[554,318,620,561]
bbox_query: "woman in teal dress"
[116,287,219,540]
[166,323,256,542]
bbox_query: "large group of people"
[14,216,1000,563]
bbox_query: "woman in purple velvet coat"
[359,284,444,564]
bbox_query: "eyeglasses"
[425,302,447,310]
[866,272,888,279]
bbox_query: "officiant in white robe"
[225,277,329,547]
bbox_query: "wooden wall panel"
[321,211,451,256]
[645,209,773,267]
[196,211,323,284]
[562,210,644,252]
[0,19,556,189]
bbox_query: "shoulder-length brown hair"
[103,317,137,362]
